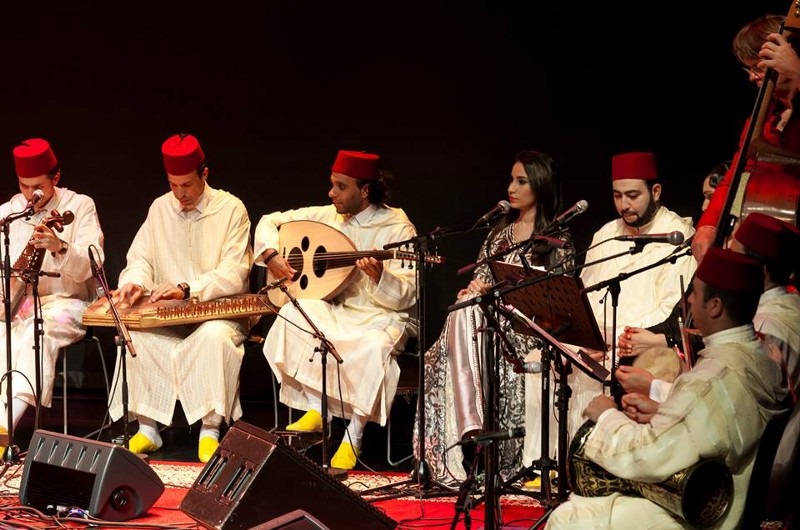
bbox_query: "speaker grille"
[18,430,165,522]
[20,462,95,513]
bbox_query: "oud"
[0,210,75,322]
[265,220,445,310]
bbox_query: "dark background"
[0,1,792,348]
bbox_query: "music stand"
[486,263,608,524]
[488,262,606,355]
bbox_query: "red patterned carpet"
[0,459,547,529]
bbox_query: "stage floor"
[9,386,418,476]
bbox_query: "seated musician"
[616,160,728,387]
[692,14,800,263]
[0,138,104,453]
[254,150,417,471]
[547,247,788,529]
[109,133,253,463]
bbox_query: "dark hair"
[508,150,561,230]
[743,245,797,286]
[47,165,61,180]
[360,169,393,205]
[702,283,761,325]
[733,15,783,64]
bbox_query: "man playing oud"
[255,150,418,471]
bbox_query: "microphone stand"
[90,250,136,450]
[458,234,564,277]
[31,268,61,432]
[360,223,480,500]
[580,245,691,400]
[1,205,37,464]
[275,282,344,478]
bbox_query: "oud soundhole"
[312,245,328,278]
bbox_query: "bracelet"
[264,250,279,265]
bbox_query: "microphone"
[614,231,685,246]
[473,200,511,226]
[458,426,526,445]
[258,277,287,294]
[546,200,588,232]
[26,189,45,209]
[514,361,543,374]
[528,235,566,250]
[88,246,106,297]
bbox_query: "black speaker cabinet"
[248,509,329,529]
[180,421,396,530]
[18,430,165,522]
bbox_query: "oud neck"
[322,249,396,269]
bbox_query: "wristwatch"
[178,282,191,300]
[52,239,68,257]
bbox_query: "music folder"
[488,261,609,382]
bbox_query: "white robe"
[255,204,417,425]
[580,205,697,345]
[108,186,252,426]
[547,325,788,529]
[0,187,104,409]
[523,206,696,468]
[754,286,800,512]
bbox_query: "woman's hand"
[618,326,667,358]
[456,279,491,299]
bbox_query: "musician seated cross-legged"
[254,150,418,472]
[0,138,104,454]
[547,248,789,529]
[108,133,253,463]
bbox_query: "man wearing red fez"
[0,138,104,454]
[580,151,697,354]
[732,212,800,518]
[254,150,417,471]
[109,133,253,463]
[549,247,788,529]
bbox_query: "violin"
[0,209,75,322]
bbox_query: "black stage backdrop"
[0,1,790,352]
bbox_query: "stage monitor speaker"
[180,420,397,530]
[248,509,329,529]
[18,430,165,522]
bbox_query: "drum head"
[632,347,682,383]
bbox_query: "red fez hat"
[735,212,799,262]
[611,151,658,181]
[13,138,58,178]
[696,247,763,294]
[332,150,380,181]
[162,134,205,176]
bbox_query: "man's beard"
[623,197,660,228]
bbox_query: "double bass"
[713,2,800,247]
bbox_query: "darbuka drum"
[568,420,733,528]
[632,346,683,383]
